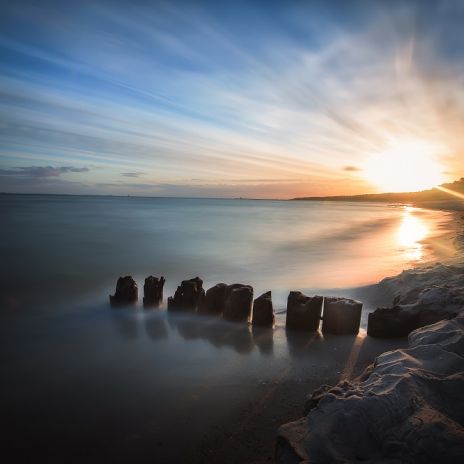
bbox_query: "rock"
[367,305,415,338]
[223,284,253,322]
[285,292,323,331]
[275,418,308,464]
[277,313,464,464]
[143,275,165,308]
[252,291,274,327]
[109,276,138,306]
[322,297,362,335]
[367,304,457,338]
[167,276,204,311]
[198,283,228,315]
[302,384,332,416]
[365,266,464,338]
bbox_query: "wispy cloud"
[121,172,141,178]
[0,0,463,197]
[0,166,89,177]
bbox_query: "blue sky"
[0,0,463,197]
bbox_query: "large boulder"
[167,277,204,311]
[368,263,464,338]
[198,283,228,315]
[322,297,362,335]
[368,305,415,338]
[143,275,165,308]
[286,292,323,331]
[276,314,464,464]
[109,276,138,306]
[252,291,274,327]
[223,284,253,322]
[367,304,457,338]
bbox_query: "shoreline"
[193,211,464,463]
[276,212,464,463]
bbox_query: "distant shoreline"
[0,192,413,204]
[294,197,464,212]
[291,178,464,210]
[2,177,463,208]
[2,191,463,212]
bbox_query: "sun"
[364,139,445,192]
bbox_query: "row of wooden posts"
[110,275,363,335]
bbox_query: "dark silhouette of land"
[292,178,464,210]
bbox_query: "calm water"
[0,195,453,462]
[0,194,453,311]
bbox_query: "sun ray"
[435,185,464,200]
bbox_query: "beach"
[275,211,464,463]
[2,1,464,462]
[194,210,464,463]
[1,195,462,463]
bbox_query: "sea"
[0,194,455,462]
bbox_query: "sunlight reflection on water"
[397,206,428,261]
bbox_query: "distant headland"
[292,178,464,211]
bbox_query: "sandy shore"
[192,210,464,463]
[414,199,464,213]
[275,211,464,463]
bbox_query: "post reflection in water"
[397,206,428,261]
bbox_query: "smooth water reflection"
[397,206,428,261]
[1,302,409,463]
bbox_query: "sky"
[0,0,463,198]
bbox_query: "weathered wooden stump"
[197,283,228,315]
[286,292,323,331]
[223,284,254,322]
[168,276,204,310]
[322,297,362,335]
[109,276,138,307]
[143,275,165,308]
[252,291,274,327]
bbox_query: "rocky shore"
[276,214,464,463]
[277,313,464,463]
[105,209,464,463]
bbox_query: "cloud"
[343,166,362,172]
[0,166,89,177]
[121,172,141,177]
[0,0,462,197]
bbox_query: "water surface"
[1,195,453,310]
[0,195,453,462]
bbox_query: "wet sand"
[3,305,408,464]
[189,328,408,464]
